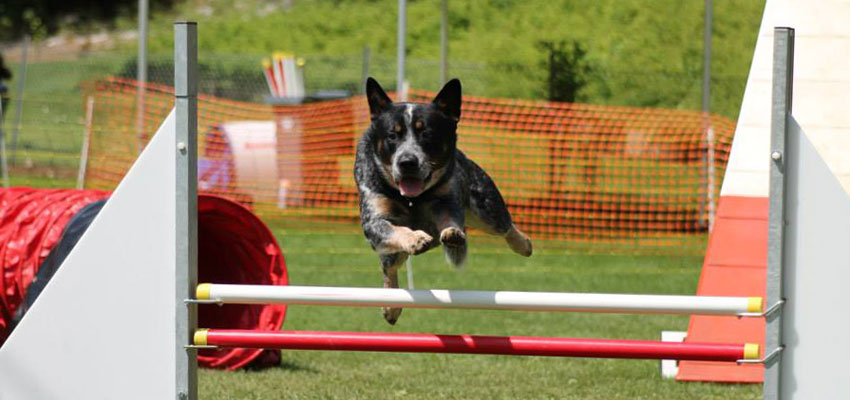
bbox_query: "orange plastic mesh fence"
[84,78,734,246]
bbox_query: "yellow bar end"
[748,297,764,313]
[196,283,212,300]
[744,343,760,359]
[194,329,209,346]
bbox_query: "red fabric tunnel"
[0,188,288,370]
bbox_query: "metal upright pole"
[440,0,448,85]
[397,0,407,101]
[0,99,8,187]
[138,0,149,75]
[76,96,95,189]
[10,34,29,165]
[702,0,712,115]
[361,46,371,94]
[707,126,716,231]
[764,26,794,400]
[700,0,713,231]
[137,0,149,152]
[174,21,198,400]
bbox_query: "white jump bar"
[197,284,763,316]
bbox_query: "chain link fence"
[0,46,492,188]
[0,43,741,252]
[81,77,733,250]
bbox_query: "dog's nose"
[397,154,419,173]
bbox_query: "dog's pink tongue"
[399,178,424,197]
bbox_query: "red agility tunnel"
[0,188,287,370]
[0,188,110,342]
[195,330,759,362]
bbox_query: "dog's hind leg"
[467,210,532,257]
[464,160,532,257]
[380,252,408,325]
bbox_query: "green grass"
[198,228,760,399]
[8,172,76,188]
[2,53,130,171]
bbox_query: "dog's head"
[364,77,462,198]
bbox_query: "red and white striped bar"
[196,284,763,316]
[194,330,760,362]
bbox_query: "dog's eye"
[393,123,402,133]
[414,120,423,130]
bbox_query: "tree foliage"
[539,40,592,103]
[0,0,176,40]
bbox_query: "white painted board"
[780,117,850,399]
[722,0,850,197]
[0,111,180,399]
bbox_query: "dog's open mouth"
[398,177,424,197]
[397,172,431,198]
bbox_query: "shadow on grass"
[234,350,320,374]
[242,358,318,374]
[274,359,319,374]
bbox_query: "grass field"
[8,172,76,188]
[198,228,761,399]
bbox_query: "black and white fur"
[354,77,532,324]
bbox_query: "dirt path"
[0,31,137,63]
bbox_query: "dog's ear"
[432,78,462,122]
[366,77,393,120]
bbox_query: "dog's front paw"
[401,229,434,255]
[440,227,467,268]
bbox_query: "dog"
[354,77,533,324]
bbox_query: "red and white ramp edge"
[679,0,850,383]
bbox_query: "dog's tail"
[505,224,533,257]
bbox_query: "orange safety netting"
[83,77,734,246]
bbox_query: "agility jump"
[193,329,758,362]
[190,282,762,363]
[194,283,763,315]
[1,22,848,400]
[182,24,849,400]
